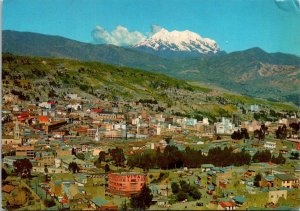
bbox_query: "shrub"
[177,191,188,201]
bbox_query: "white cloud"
[150,24,163,35]
[91,25,146,46]
[91,24,168,46]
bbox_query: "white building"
[268,190,287,204]
[203,118,209,125]
[250,104,260,112]
[264,141,276,149]
[215,117,234,134]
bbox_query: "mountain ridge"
[132,28,221,58]
[3,30,300,106]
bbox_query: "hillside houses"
[2,91,300,210]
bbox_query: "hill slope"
[3,54,297,123]
[2,30,174,73]
[3,30,300,105]
[174,48,300,105]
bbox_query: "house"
[90,196,118,211]
[74,174,88,187]
[2,184,16,194]
[215,117,234,135]
[261,175,274,188]
[49,180,74,198]
[2,135,22,146]
[57,147,72,156]
[56,155,93,172]
[32,166,68,174]
[157,197,169,207]
[69,193,90,210]
[264,142,276,150]
[210,169,232,188]
[274,174,299,189]
[250,105,259,112]
[36,151,55,167]
[268,189,287,204]
[149,184,159,196]
[232,196,245,206]
[217,201,236,210]
[15,146,35,158]
[37,116,50,124]
[201,164,215,172]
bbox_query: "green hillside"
[2,30,175,73]
[2,54,298,123]
[3,30,300,106]
[172,48,300,105]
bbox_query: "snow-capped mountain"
[132,28,221,58]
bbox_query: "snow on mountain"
[132,28,220,56]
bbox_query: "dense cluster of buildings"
[2,93,300,210]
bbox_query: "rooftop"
[91,196,108,207]
[274,174,297,181]
[219,201,235,208]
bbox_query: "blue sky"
[3,0,300,55]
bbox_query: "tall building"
[108,172,147,196]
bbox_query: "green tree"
[44,199,56,207]
[177,191,188,201]
[171,182,180,194]
[109,147,125,167]
[190,187,201,200]
[2,168,8,181]
[99,151,106,162]
[290,152,299,160]
[274,153,286,164]
[179,180,190,193]
[275,125,287,140]
[104,164,110,173]
[130,185,153,210]
[68,162,80,173]
[13,158,32,178]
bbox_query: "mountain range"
[3,30,300,106]
[131,28,221,58]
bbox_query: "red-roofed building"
[91,108,104,113]
[18,112,29,121]
[47,101,57,105]
[72,127,88,136]
[217,201,236,210]
[38,116,50,124]
[2,185,16,193]
[296,143,300,151]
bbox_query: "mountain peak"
[132,28,220,58]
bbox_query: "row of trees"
[252,150,286,164]
[275,123,300,140]
[127,145,288,171]
[231,128,250,140]
[231,122,299,142]
[127,146,252,170]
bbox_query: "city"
[2,0,300,210]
